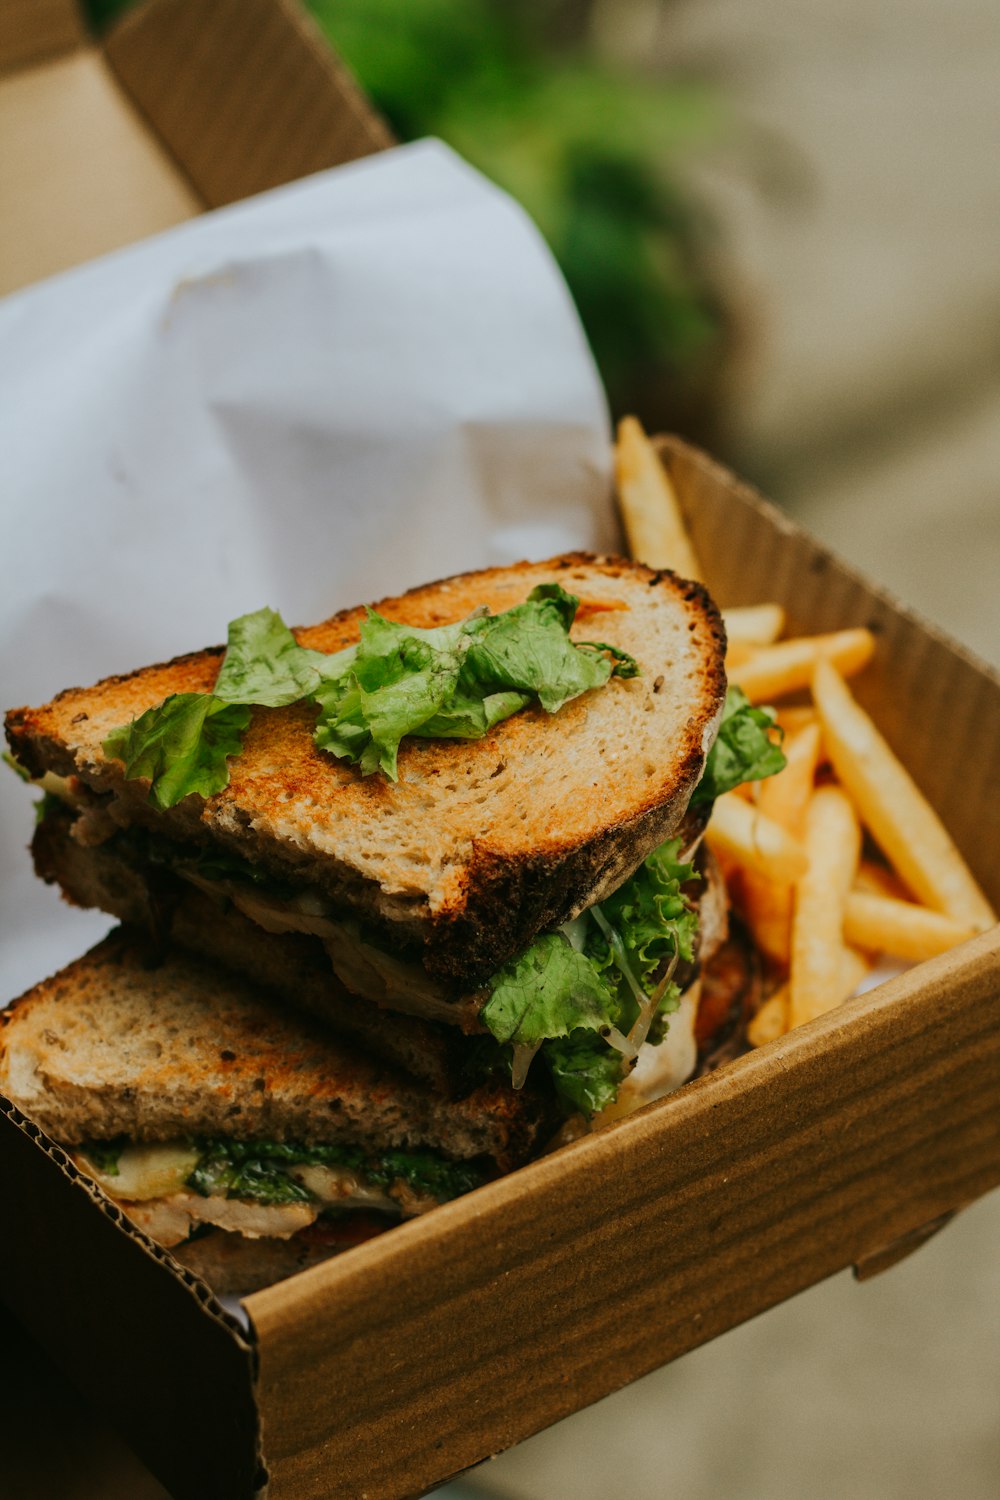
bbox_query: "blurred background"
[6,1,999,1496]
[82,0,1000,667]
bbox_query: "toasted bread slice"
[6,555,726,983]
[0,930,555,1168]
[34,805,487,1078]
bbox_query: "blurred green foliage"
[85,0,729,428]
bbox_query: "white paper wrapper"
[1,138,614,999]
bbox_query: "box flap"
[0,47,200,295]
[243,930,1000,1498]
[0,1099,264,1500]
[0,0,83,76]
[104,0,393,209]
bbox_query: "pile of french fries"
[615,416,996,1046]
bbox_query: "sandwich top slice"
[0,930,558,1294]
[7,554,783,1114]
[6,555,727,988]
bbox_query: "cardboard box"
[2,4,999,1498]
[3,437,999,1500]
[0,0,390,296]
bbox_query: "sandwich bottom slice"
[0,930,559,1295]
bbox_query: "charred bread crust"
[7,555,728,983]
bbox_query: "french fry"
[776,706,820,737]
[740,724,823,965]
[813,659,996,931]
[844,891,976,963]
[854,858,911,902]
[758,722,822,830]
[706,792,808,885]
[747,984,789,1047]
[839,945,872,995]
[728,628,875,703]
[725,640,758,670]
[789,785,862,1027]
[722,604,786,646]
[614,416,703,579]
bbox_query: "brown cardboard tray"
[2,436,999,1500]
[0,0,390,296]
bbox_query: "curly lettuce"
[692,686,785,807]
[103,586,638,806]
[481,837,698,1114]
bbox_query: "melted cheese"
[75,1143,200,1201]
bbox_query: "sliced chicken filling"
[73,1142,439,1250]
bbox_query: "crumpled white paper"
[0,138,615,998]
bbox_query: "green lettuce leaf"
[416,689,533,741]
[457,583,629,714]
[313,585,638,780]
[692,686,785,807]
[543,1031,626,1115]
[313,609,470,779]
[213,606,344,706]
[585,837,697,1018]
[185,1138,484,1206]
[479,834,699,1113]
[2,750,31,783]
[364,1150,485,1201]
[104,586,639,801]
[103,694,252,811]
[480,932,620,1047]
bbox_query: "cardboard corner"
[0,1096,265,1500]
[0,0,84,77]
[104,0,393,209]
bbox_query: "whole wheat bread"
[6,555,726,982]
[0,931,554,1168]
[34,804,485,1080]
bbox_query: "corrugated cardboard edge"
[103,0,394,210]
[3,435,998,1499]
[0,0,83,76]
[0,1096,267,1500]
[243,932,1000,1499]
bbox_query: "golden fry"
[723,604,786,646]
[740,875,792,965]
[813,659,996,932]
[740,724,822,965]
[747,985,789,1047]
[776,706,820,737]
[725,640,758,670]
[839,945,872,996]
[614,416,703,579]
[705,792,808,885]
[789,785,862,1027]
[854,859,911,902]
[728,628,875,703]
[758,722,822,831]
[844,891,976,963]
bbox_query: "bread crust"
[0,931,556,1168]
[6,554,727,982]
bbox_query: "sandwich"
[6,554,784,1117]
[0,929,558,1294]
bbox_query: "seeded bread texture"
[0,931,553,1167]
[6,554,727,982]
